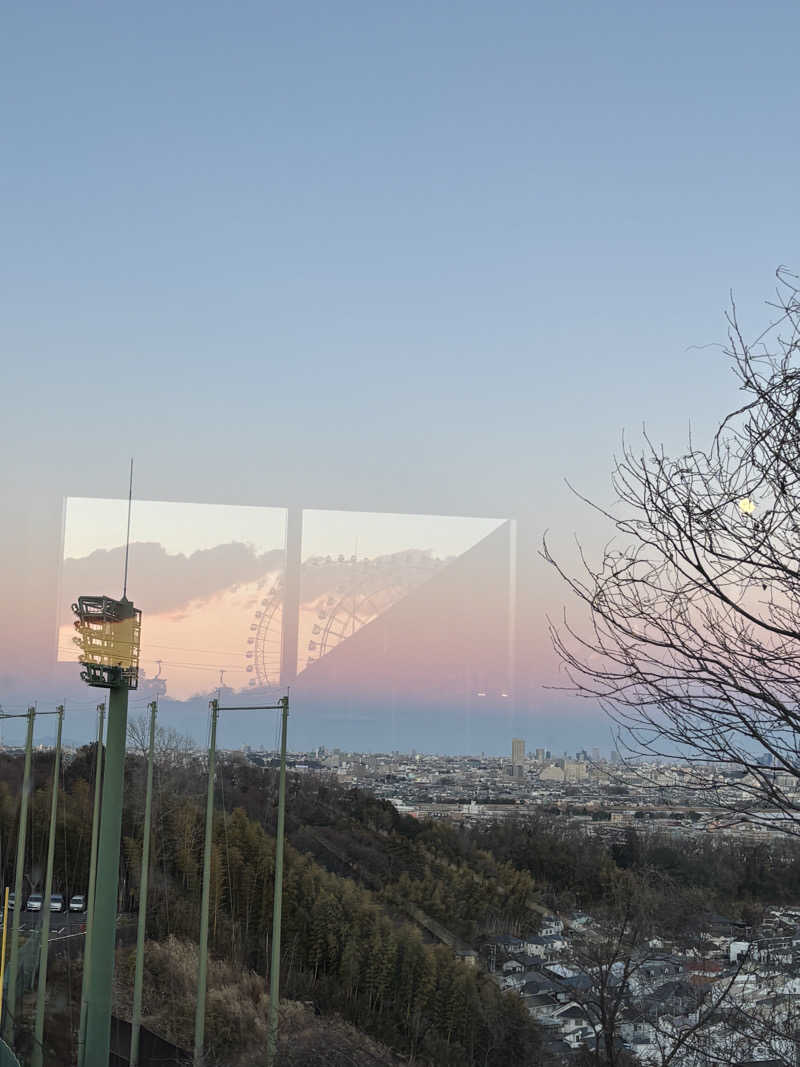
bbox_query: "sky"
[2,1,800,752]
[63,499,503,562]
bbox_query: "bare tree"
[565,874,657,1067]
[545,268,800,833]
[127,715,196,766]
[126,714,202,826]
[554,872,754,1067]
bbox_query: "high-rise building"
[512,737,525,766]
[564,760,588,782]
[535,747,545,763]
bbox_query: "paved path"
[0,909,90,938]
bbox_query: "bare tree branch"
[545,269,800,834]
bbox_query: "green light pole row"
[2,706,35,1047]
[32,705,64,1067]
[192,695,289,1066]
[77,703,105,1067]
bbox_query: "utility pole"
[75,466,141,1067]
[0,888,9,1029]
[195,695,289,1065]
[194,698,219,1067]
[83,683,130,1067]
[3,706,35,1046]
[32,705,64,1067]
[130,700,157,1067]
[77,702,105,1067]
[266,694,290,1067]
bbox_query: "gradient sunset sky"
[2,1,799,751]
[58,502,507,699]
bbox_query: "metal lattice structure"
[72,595,141,689]
[246,574,285,687]
[245,552,443,686]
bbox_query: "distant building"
[540,765,565,782]
[558,760,587,782]
[512,737,525,766]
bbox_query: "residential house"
[542,964,595,998]
[493,934,524,954]
[523,934,566,959]
[628,955,686,996]
[618,1008,658,1049]
[545,1002,598,1048]
[636,978,700,1020]
[520,973,571,1004]
[540,914,564,936]
[502,958,524,974]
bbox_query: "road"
[0,909,90,938]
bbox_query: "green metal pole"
[194,699,219,1067]
[3,706,35,1046]
[266,695,289,1067]
[83,684,128,1067]
[130,700,157,1067]
[32,705,64,1067]
[77,702,105,1067]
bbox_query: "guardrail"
[0,1037,22,1067]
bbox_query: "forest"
[0,745,539,1065]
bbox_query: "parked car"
[69,894,86,913]
[6,891,15,910]
[26,893,43,912]
[50,894,65,912]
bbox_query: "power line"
[57,647,249,674]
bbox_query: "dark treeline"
[466,815,800,921]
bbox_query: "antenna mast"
[123,458,134,599]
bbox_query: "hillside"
[0,746,543,1066]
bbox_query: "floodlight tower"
[72,591,141,1067]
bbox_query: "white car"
[69,894,86,913]
[50,894,65,912]
[26,893,43,912]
